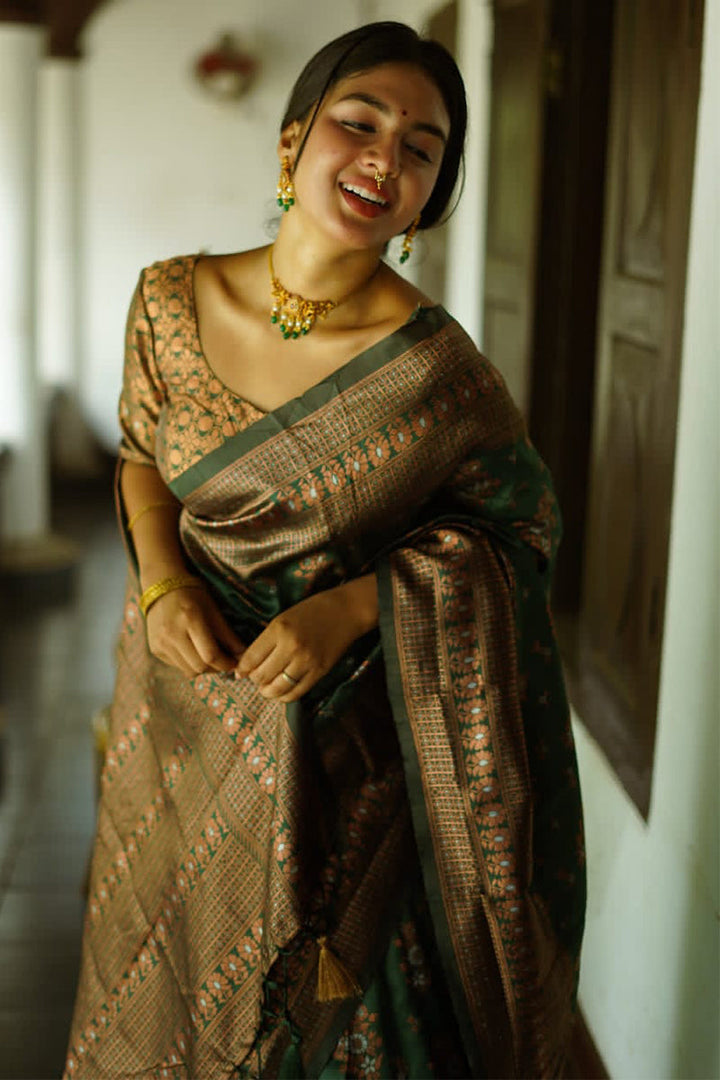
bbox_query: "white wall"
[37,58,80,391]
[574,1,720,1075]
[0,24,49,538]
[359,0,446,35]
[79,0,364,447]
[443,0,491,348]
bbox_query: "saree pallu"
[66,268,585,1079]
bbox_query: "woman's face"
[281,62,450,252]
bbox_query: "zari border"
[168,305,454,501]
[376,554,490,1080]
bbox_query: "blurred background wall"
[80,0,370,448]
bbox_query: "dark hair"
[280,21,467,231]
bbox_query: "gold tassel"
[316,936,362,1002]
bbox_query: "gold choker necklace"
[269,248,336,339]
[268,247,381,341]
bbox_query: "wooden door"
[578,0,703,812]
[483,0,548,416]
[527,0,614,615]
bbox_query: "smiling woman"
[275,61,449,290]
[282,23,465,231]
[64,21,585,1080]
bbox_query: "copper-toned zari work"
[66,257,585,1079]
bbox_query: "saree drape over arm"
[66,256,585,1080]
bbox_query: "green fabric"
[316,890,475,1080]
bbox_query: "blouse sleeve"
[118,269,165,465]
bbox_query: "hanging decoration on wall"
[194,33,259,101]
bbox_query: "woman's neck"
[270,213,384,304]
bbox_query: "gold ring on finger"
[280,669,300,686]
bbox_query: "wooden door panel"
[618,0,679,280]
[586,335,658,702]
[606,279,664,344]
[579,0,702,809]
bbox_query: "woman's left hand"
[235,574,378,702]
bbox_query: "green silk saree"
[65,256,585,1079]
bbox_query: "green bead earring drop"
[399,215,421,264]
[277,156,295,212]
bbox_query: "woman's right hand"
[145,584,245,678]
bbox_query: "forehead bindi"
[332,65,449,138]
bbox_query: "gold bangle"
[139,575,203,617]
[126,501,178,533]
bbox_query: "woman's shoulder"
[128,256,201,357]
[131,254,199,329]
[138,253,197,296]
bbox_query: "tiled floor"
[0,475,126,1079]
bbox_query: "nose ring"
[374,171,387,190]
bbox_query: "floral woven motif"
[66,256,585,1079]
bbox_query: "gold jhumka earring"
[400,215,421,264]
[277,156,295,211]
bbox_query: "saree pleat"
[65,256,584,1079]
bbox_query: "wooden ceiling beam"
[0,1,44,24]
[47,0,106,57]
[0,0,107,56]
